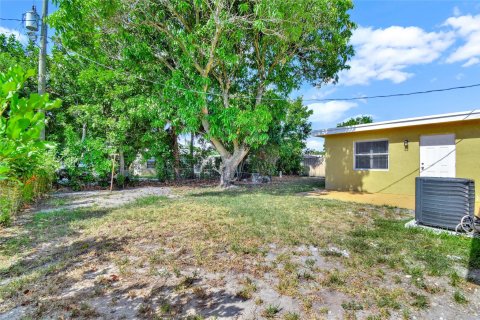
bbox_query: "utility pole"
[38,0,48,140]
[190,132,195,177]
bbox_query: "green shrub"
[115,173,126,188]
[0,181,20,225]
[0,172,53,226]
[453,291,468,304]
[0,66,60,181]
[155,158,175,182]
[60,126,112,188]
[0,66,60,225]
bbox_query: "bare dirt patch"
[36,186,175,212]
[1,178,479,319]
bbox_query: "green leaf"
[6,118,30,139]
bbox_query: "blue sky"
[1,0,480,151]
[0,1,54,39]
[299,0,480,150]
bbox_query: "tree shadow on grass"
[1,234,131,279]
[140,284,245,319]
[0,235,134,318]
[0,207,114,274]
[189,177,325,198]
[1,202,248,319]
[467,236,480,285]
[2,231,246,319]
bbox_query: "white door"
[420,134,456,177]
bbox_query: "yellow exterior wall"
[324,119,480,204]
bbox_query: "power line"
[302,83,480,102]
[24,35,480,103]
[53,38,227,98]
[0,18,37,21]
[3,13,480,103]
[64,47,480,102]
[60,43,480,102]
[0,18,23,21]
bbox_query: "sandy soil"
[1,184,479,319]
[35,187,176,212]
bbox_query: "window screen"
[354,140,388,170]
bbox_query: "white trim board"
[313,109,480,137]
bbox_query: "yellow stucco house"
[314,110,480,210]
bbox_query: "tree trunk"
[200,116,249,187]
[80,123,87,161]
[219,146,249,187]
[170,129,180,179]
[220,161,236,187]
[81,123,87,142]
[190,132,195,178]
[119,149,125,176]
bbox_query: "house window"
[354,140,388,170]
[146,159,156,169]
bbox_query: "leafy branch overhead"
[0,66,61,181]
[51,0,355,185]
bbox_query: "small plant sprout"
[453,291,468,304]
[262,304,281,318]
[236,277,257,300]
[410,292,429,309]
[341,300,363,311]
[283,311,300,320]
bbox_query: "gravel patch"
[36,187,174,212]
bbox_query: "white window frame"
[353,139,389,171]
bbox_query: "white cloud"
[308,101,357,123]
[0,26,28,44]
[453,6,461,17]
[455,72,465,80]
[341,26,455,85]
[445,14,480,67]
[303,86,337,101]
[462,57,480,67]
[306,138,324,151]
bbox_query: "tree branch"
[145,21,205,75]
[153,52,175,72]
[163,1,192,33]
[203,2,223,76]
[201,118,230,158]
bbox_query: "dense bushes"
[0,174,53,225]
[0,66,60,225]
[58,126,112,189]
[246,99,312,176]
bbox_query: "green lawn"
[0,178,478,319]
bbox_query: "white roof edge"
[313,109,480,137]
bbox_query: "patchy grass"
[322,269,346,287]
[341,300,363,311]
[453,290,468,304]
[410,292,429,309]
[262,304,281,318]
[0,178,478,319]
[283,311,300,320]
[236,277,257,300]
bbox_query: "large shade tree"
[48,45,167,185]
[52,0,355,186]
